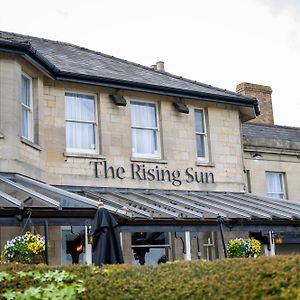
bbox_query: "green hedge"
[1,256,300,299]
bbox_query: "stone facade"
[0,54,245,193]
[243,149,300,200]
[239,81,300,202]
[1,48,299,264]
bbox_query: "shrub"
[227,237,261,258]
[1,255,300,299]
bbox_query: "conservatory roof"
[1,174,300,224]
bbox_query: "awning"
[82,189,300,220]
[1,173,300,231]
[0,174,132,218]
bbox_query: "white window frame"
[194,108,209,162]
[130,100,161,159]
[266,172,286,199]
[65,91,98,154]
[21,73,33,141]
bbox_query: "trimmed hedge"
[1,256,300,299]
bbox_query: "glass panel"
[22,107,29,138]
[66,122,96,149]
[196,134,205,157]
[266,173,284,199]
[131,102,157,128]
[132,128,157,155]
[21,75,30,106]
[65,93,95,122]
[195,110,204,133]
[61,228,84,265]
[131,232,168,265]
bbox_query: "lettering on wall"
[90,161,215,186]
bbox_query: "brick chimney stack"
[236,82,274,125]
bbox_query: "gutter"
[57,72,259,112]
[0,41,260,115]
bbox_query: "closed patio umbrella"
[91,201,124,265]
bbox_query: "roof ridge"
[242,123,300,130]
[0,30,252,100]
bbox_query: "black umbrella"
[91,201,124,265]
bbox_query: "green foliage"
[0,269,85,300]
[3,283,85,300]
[1,256,300,299]
[0,272,14,282]
[227,237,261,258]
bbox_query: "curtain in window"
[65,93,96,150]
[131,128,157,155]
[266,173,284,199]
[131,102,158,155]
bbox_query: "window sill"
[63,152,106,159]
[131,157,168,164]
[20,137,42,151]
[195,161,215,167]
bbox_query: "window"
[65,92,97,153]
[266,172,286,199]
[130,101,160,157]
[21,73,33,140]
[131,232,170,265]
[195,109,208,161]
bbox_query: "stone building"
[0,31,299,264]
[238,83,300,254]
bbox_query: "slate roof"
[242,123,300,143]
[0,31,258,113]
[242,123,300,151]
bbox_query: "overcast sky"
[1,0,299,126]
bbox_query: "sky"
[1,0,300,126]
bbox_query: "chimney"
[156,61,165,72]
[236,82,274,125]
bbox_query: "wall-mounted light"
[173,102,189,114]
[274,234,284,245]
[252,152,262,159]
[110,95,127,106]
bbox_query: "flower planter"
[2,232,45,264]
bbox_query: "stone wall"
[244,151,300,200]
[0,55,245,192]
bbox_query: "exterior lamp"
[274,234,284,245]
[110,94,127,106]
[252,152,262,159]
[173,102,189,114]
